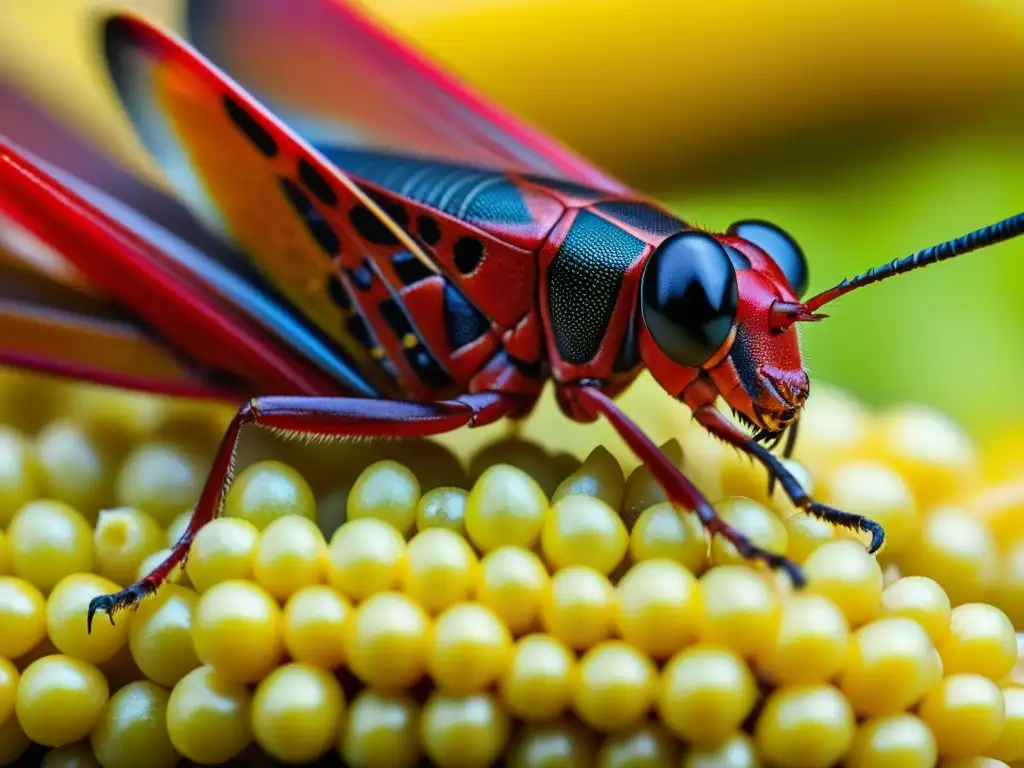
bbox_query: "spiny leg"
[694,405,884,553]
[570,386,806,587]
[87,392,520,632]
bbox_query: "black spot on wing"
[548,211,646,365]
[392,251,433,287]
[349,204,400,246]
[417,215,442,245]
[453,237,484,274]
[297,159,337,206]
[378,298,453,390]
[346,314,375,350]
[325,273,352,311]
[594,200,687,238]
[407,348,452,389]
[279,178,340,257]
[378,298,415,338]
[443,283,490,350]
[223,96,278,158]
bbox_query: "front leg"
[87,391,520,631]
[568,386,806,587]
[693,404,885,553]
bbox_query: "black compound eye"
[727,219,809,298]
[640,232,738,369]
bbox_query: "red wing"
[103,13,540,401]
[183,0,629,194]
[0,136,353,398]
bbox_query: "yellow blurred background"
[1,0,1023,435]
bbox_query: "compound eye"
[727,219,809,298]
[640,231,738,369]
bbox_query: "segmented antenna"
[802,212,1024,313]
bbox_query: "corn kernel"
[16,655,109,747]
[0,575,47,659]
[506,719,597,768]
[89,680,175,768]
[539,565,616,651]
[658,644,757,744]
[344,592,429,690]
[127,583,200,687]
[253,514,327,600]
[709,497,788,568]
[0,713,30,765]
[873,404,981,508]
[621,439,682,527]
[988,687,1024,763]
[756,593,850,685]
[838,617,941,716]
[251,662,345,763]
[93,507,164,586]
[166,665,252,764]
[881,575,952,644]
[784,512,837,563]
[116,442,204,526]
[0,529,9,576]
[498,633,575,722]
[845,713,937,768]
[899,507,997,606]
[805,539,883,626]
[39,742,101,767]
[469,438,567,499]
[754,684,856,768]
[681,731,759,768]
[990,538,1024,627]
[338,690,421,768]
[938,602,1017,681]
[282,585,351,670]
[400,527,478,614]
[192,579,283,683]
[165,509,190,548]
[347,459,420,536]
[185,516,260,593]
[8,499,94,593]
[0,657,17,725]
[918,674,1006,757]
[552,445,625,511]
[34,420,115,524]
[421,691,510,768]
[598,722,681,767]
[824,460,918,558]
[465,464,548,553]
[629,501,708,573]
[699,564,780,657]
[615,558,703,659]
[572,641,657,732]
[0,426,39,527]
[224,460,316,530]
[416,486,468,534]
[46,573,128,665]
[428,602,512,694]
[476,546,549,637]
[327,518,406,601]
[542,494,628,575]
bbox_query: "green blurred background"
[1,0,1023,435]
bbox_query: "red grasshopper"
[0,2,1021,632]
